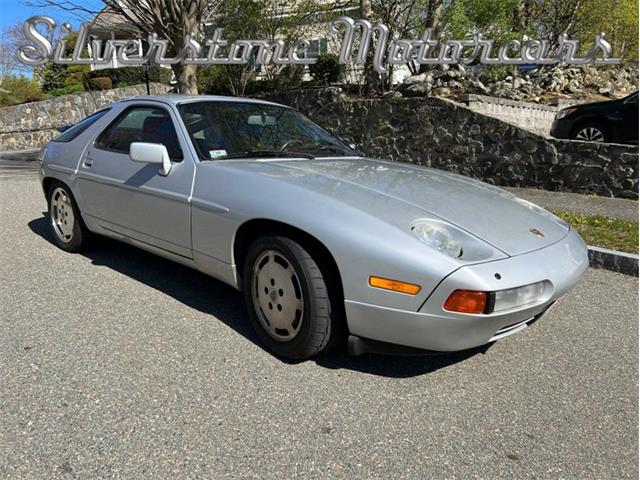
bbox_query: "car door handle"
[83,155,94,167]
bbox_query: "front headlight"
[412,221,463,258]
[555,107,577,120]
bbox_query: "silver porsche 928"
[38,95,589,359]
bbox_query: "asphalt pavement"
[0,151,39,180]
[504,187,638,222]
[0,168,638,479]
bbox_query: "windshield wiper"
[295,144,354,156]
[216,150,314,160]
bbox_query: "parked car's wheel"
[243,236,336,360]
[47,181,89,252]
[572,122,610,143]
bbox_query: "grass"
[554,211,639,254]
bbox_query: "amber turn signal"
[369,276,421,295]
[443,290,488,314]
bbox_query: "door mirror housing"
[130,142,172,176]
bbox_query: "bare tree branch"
[26,0,223,94]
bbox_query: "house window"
[320,38,328,55]
[308,39,320,58]
[299,38,327,59]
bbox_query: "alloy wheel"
[575,127,605,142]
[251,249,304,342]
[50,187,75,243]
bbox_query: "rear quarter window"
[51,109,111,143]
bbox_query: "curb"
[588,246,639,277]
[0,149,39,161]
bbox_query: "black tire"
[571,121,611,143]
[47,181,90,252]
[243,236,337,360]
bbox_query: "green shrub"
[0,92,18,107]
[88,76,113,91]
[84,66,172,90]
[244,79,279,95]
[64,64,90,89]
[0,76,45,105]
[40,63,68,92]
[243,66,306,95]
[277,64,305,89]
[197,65,233,95]
[479,65,513,84]
[198,64,306,96]
[308,54,344,84]
[46,84,85,97]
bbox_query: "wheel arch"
[42,176,58,197]
[42,176,75,199]
[570,116,612,139]
[43,176,88,224]
[233,219,345,308]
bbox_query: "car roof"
[117,94,287,109]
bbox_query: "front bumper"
[549,119,572,139]
[345,229,588,352]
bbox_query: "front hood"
[262,157,569,256]
[568,99,617,110]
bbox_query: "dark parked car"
[550,91,638,144]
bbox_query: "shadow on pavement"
[29,213,487,378]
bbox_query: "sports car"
[38,95,589,359]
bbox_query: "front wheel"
[572,122,610,143]
[243,236,337,360]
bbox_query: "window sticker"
[209,149,227,159]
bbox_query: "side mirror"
[130,142,171,176]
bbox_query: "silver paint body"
[39,95,589,351]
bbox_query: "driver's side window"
[96,106,184,161]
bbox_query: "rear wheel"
[47,182,89,252]
[243,236,336,360]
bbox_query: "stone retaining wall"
[0,83,169,150]
[1,85,636,198]
[263,88,638,199]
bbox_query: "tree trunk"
[170,3,202,95]
[386,64,394,91]
[360,0,372,22]
[419,0,444,74]
[360,0,381,97]
[172,63,199,95]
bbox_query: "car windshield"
[178,101,356,160]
